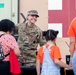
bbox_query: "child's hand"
[68,61,72,69]
[68,66,72,69]
[69,61,72,67]
[66,61,72,70]
[66,65,72,70]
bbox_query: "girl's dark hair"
[43,29,59,41]
[0,19,15,33]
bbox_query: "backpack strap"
[43,44,54,52]
[0,34,10,57]
[0,34,5,37]
[5,53,10,57]
[0,34,5,44]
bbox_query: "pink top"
[0,34,19,61]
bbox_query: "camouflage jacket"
[17,22,46,50]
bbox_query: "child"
[36,29,71,75]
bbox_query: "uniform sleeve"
[52,46,62,60]
[38,31,46,46]
[17,36,24,49]
[67,18,76,37]
[36,47,43,64]
[17,23,25,49]
[67,23,75,36]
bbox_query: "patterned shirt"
[0,34,19,61]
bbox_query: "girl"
[36,29,71,75]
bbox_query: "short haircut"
[0,19,15,33]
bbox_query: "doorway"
[0,0,18,24]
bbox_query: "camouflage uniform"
[17,22,46,66]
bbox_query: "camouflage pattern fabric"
[19,49,36,66]
[17,22,46,66]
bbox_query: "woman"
[0,19,20,75]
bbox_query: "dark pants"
[20,66,65,75]
[21,66,37,75]
[0,61,11,75]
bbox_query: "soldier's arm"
[17,36,23,49]
[16,23,24,49]
[14,23,20,35]
[38,31,46,46]
[12,24,19,41]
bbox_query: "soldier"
[17,10,46,66]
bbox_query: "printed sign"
[0,3,4,8]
